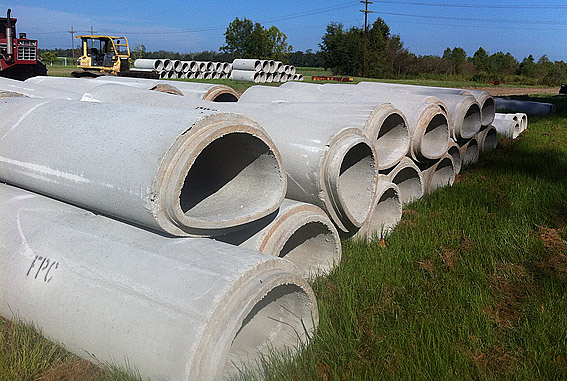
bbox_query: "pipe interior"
[376,113,408,166]
[179,133,281,223]
[338,142,377,224]
[447,145,462,174]
[212,92,239,102]
[224,284,313,377]
[366,187,401,239]
[461,103,481,138]
[481,98,496,126]
[430,158,455,193]
[392,167,422,204]
[483,129,498,150]
[279,221,338,277]
[421,113,449,159]
[462,140,479,165]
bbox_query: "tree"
[443,47,467,75]
[472,47,489,72]
[220,18,291,60]
[41,51,58,65]
[131,44,147,60]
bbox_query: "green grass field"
[2,76,566,380]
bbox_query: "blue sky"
[4,1,566,61]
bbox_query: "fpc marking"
[26,255,59,283]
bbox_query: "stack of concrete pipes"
[231,58,303,83]
[0,76,345,380]
[134,58,233,79]
[492,112,528,139]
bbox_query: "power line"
[373,1,567,9]
[360,1,374,77]
[377,11,566,25]
[67,26,76,58]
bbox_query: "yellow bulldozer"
[71,35,157,78]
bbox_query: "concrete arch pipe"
[0,97,286,237]
[0,77,81,100]
[232,58,263,72]
[419,154,456,195]
[380,157,424,205]
[0,184,318,381]
[447,139,463,175]
[243,83,442,164]
[459,137,480,165]
[80,84,379,232]
[356,82,482,139]
[353,178,402,242]
[215,199,341,279]
[477,125,498,151]
[133,58,164,71]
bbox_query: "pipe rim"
[190,259,318,379]
[428,155,456,193]
[322,130,378,232]
[455,99,481,140]
[354,181,402,242]
[413,105,450,161]
[480,96,495,126]
[366,104,410,169]
[155,113,286,236]
[388,158,424,204]
[447,142,462,175]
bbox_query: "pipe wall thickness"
[0,184,317,380]
[0,97,286,237]
[380,157,424,205]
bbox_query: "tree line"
[39,17,567,86]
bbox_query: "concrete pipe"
[89,76,240,102]
[516,113,528,133]
[492,113,521,138]
[447,138,462,175]
[273,73,282,83]
[0,184,318,381]
[269,60,277,73]
[231,69,264,83]
[355,82,494,126]
[159,70,168,79]
[355,82,481,140]
[180,61,190,73]
[0,97,286,237]
[477,125,498,151]
[259,60,271,73]
[0,77,81,100]
[133,58,164,71]
[223,62,232,74]
[494,97,556,116]
[167,71,178,79]
[277,61,285,73]
[353,178,402,242]
[173,60,183,73]
[265,72,274,83]
[244,83,441,165]
[188,60,198,72]
[284,65,291,75]
[78,85,379,232]
[212,62,221,73]
[290,66,297,75]
[162,59,173,71]
[280,73,289,82]
[232,58,263,72]
[459,137,480,165]
[419,154,456,194]
[215,199,341,279]
[180,72,189,79]
[203,72,212,80]
[380,157,423,205]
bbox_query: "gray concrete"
[80,83,380,233]
[493,113,521,138]
[247,82,447,162]
[459,137,480,165]
[477,125,498,151]
[0,97,286,237]
[0,184,317,380]
[355,82,482,140]
[133,58,164,71]
[494,97,556,116]
[353,177,402,242]
[0,77,80,100]
[419,154,456,194]
[380,157,424,205]
[215,199,341,279]
[231,69,264,83]
[232,58,263,71]
[516,113,528,133]
[447,139,462,175]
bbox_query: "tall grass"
[1,95,566,380]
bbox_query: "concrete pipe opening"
[391,166,423,205]
[482,127,498,150]
[447,143,462,174]
[278,220,340,278]
[481,97,495,126]
[430,156,455,193]
[376,112,409,168]
[326,136,377,230]
[420,112,449,160]
[461,139,479,165]
[177,132,283,228]
[354,182,402,242]
[460,102,481,139]
[223,283,315,378]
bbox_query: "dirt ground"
[462,86,560,97]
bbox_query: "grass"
[2,83,566,378]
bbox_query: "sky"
[3,1,567,61]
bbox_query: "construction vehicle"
[72,35,157,78]
[0,8,47,80]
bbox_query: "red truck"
[1,8,47,80]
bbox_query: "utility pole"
[360,0,374,78]
[90,26,96,35]
[68,26,76,58]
